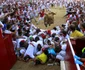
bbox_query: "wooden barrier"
[0,30,10,70]
[0,30,16,70]
[71,39,85,57]
[61,38,81,70]
[4,34,17,69]
[71,39,85,70]
[62,38,85,70]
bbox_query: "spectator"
[69,24,84,39]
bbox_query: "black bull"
[44,12,56,27]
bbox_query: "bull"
[44,12,56,27]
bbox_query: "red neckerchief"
[30,43,35,47]
[82,29,85,33]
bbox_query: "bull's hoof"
[45,25,47,27]
[49,24,51,26]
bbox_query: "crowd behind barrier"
[0,0,85,70]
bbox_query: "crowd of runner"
[0,0,85,65]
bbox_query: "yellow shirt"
[36,53,47,63]
[70,30,84,37]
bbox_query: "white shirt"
[61,43,67,51]
[51,29,60,35]
[41,5,45,10]
[56,50,66,60]
[37,40,43,47]
[24,44,35,59]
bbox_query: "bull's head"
[45,13,48,15]
[49,12,56,15]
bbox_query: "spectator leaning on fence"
[69,24,85,40]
